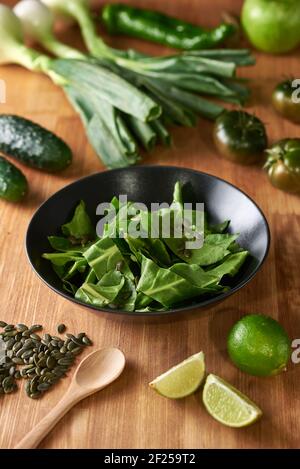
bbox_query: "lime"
[149,352,205,398]
[227,314,290,377]
[203,374,262,427]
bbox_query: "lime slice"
[149,352,205,399]
[203,374,262,427]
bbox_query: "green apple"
[242,0,300,54]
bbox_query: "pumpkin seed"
[30,376,39,393]
[22,350,34,360]
[46,357,56,369]
[50,340,59,348]
[37,383,51,392]
[82,336,93,346]
[30,392,42,399]
[58,358,73,366]
[29,325,43,333]
[37,357,47,368]
[12,342,22,353]
[5,331,18,337]
[67,341,76,351]
[6,338,15,350]
[30,333,41,342]
[25,380,31,395]
[0,321,92,401]
[12,357,24,365]
[57,324,66,334]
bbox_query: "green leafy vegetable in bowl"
[42,183,249,312]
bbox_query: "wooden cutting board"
[0,0,299,449]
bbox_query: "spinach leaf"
[63,259,87,280]
[83,237,133,280]
[75,270,125,307]
[135,292,154,310]
[42,252,83,267]
[62,200,95,243]
[207,251,249,280]
[48,236,89,253]
[84,267,97,284]
[208,220,230,234]
[137,255,206,307]
[169,263,221,290]
[165,233,238,266]
[111,276,137,311]
[125,236,171,267]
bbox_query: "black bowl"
[26,166,270,317]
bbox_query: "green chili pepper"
[101,4,236,50]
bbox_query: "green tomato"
[272,79,300,124]
[264,139,300,193]
[242,0,300,54]
[213,110,268,165]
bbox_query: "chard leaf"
[48,236,89,253]
[85,267,97,284]
[42,252,82,267]
[135,292,153,310]
[125,236,171,267]
[111,276,137,312]
[61,201,95,242]
[169,263,220,290]
[83,237,133,280]
[63,259,87,280]
[75,270,125,307]
[137,255,206,307]
[165,233,238,266]
[62,280,78,295]
[208,220,230,234]
[207,251,249,280]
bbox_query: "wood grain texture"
[0,0,300,449]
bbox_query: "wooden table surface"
[0,0,300,449]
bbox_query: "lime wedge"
[149,352,205,399]
[203,374,262,427]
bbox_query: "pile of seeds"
[0,321,92,399]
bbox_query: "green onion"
[11,0,255,170]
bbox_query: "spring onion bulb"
[13,0,84,59]
[0,4,62,83]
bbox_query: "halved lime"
[203,374,262,427]
[149,352,205,399]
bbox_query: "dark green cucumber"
[0,115,72,172]
[0,156,28,202]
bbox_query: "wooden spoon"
[15,347,126,449]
